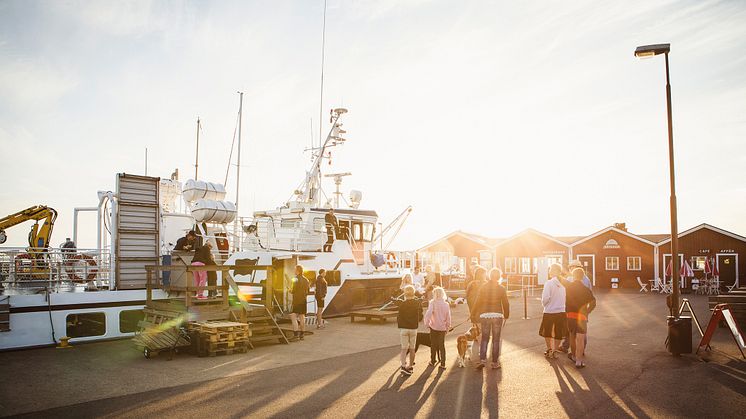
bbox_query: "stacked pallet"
[188,321,251,357]
[236,306,289,346]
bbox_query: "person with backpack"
[470,268,510,369]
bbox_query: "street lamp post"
[634,43,680,318]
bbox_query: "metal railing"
[0,247,111,292]
[238,217,328,252]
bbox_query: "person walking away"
[565,267,596,368]
[291,265,310,340]
[324,209,338,252]
[466,266,487,315]
[540,263,568,359]
[559,260,593,353]
[471,268,510,369]
[395,285,422,376]
[424,286,451,369]
[412,267,426,293]
[315,269,328,329]
[192,241,217,298]
[175,230,197,251]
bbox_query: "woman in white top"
[539,263,568,358]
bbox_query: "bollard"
[523,285,529,320]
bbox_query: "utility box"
[667,316,692,355]
[611,278,619,289]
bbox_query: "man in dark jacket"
[395,285,422,375]
[565,267,596,368]
[323,209,338,252]
[291,265,310,340]
[466,266,487,314]
[315,269,328,329]
[174,230,197,251]
[471,268,510,369]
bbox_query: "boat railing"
[239,217,325,252]
[0,247,111,291]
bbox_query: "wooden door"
[718,254,737,289]
[578,255,595,286]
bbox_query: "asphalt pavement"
[3,291,746,418]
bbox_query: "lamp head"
[635,43,670,58]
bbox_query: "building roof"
[570,226,658,247]
[417,230,492,252]
[555,236,585,244]
[492,228,571,249]
[638,234,670,243]
[658,223,746,245]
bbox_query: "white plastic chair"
[636,277,648,293]
[650,278,660,292]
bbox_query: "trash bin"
[161,255,172,287]
[667,316,692,355]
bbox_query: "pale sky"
[1,0,745,250]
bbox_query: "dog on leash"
[456,325,480,367]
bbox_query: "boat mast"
[194,117,200,179]
[318,0,327,149]
[234,92,243,250]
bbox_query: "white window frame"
[606,256,619,271]
[519,257,532,274]
[627,256,641,271]
[691,256,707,271]
[504,257,517,274]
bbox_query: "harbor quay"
[1,290,744,418]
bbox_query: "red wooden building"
[657,224,745,291]
[418,222,745,290]
[569,225,657,289]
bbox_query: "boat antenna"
[318,0,327,149]
[234,91,244,250]
[194,117,201,180]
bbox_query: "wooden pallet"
[133,327,190,358]
[349,309,399,323]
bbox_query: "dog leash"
[448,318,472,333]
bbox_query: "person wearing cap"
[174,230,197,251]
[558,260,592,354]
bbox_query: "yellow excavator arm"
[0,205,58,251]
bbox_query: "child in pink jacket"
[424,287,452,369]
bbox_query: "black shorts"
[539,312,568,339]
[316,298,325,308]
[292,303,307,315]
[567,317,588,334]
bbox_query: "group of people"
[395,259,596,375]
[176,230,218,299]
[540,261,596,368]
[288,265,329,340]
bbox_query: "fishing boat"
[0,106,413,350]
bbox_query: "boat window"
[353,223,363,241]
[363,223,374,242]
[119,309,144,333]
[326,270,341,286]
[66,312,106,338]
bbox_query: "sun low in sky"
[1,0,745,250]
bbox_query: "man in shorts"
[565,267,596,368]
[559,260,592,353]
[290,265,310,340]
[394,285,422,375]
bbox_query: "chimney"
[614,222,627,232]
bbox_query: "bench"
[349,309,398,323]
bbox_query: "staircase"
[224,275,289,346]
[708,288,746,330]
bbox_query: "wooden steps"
[224,275,289,346]
[0,301,10,332]
[709,292,746,329]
